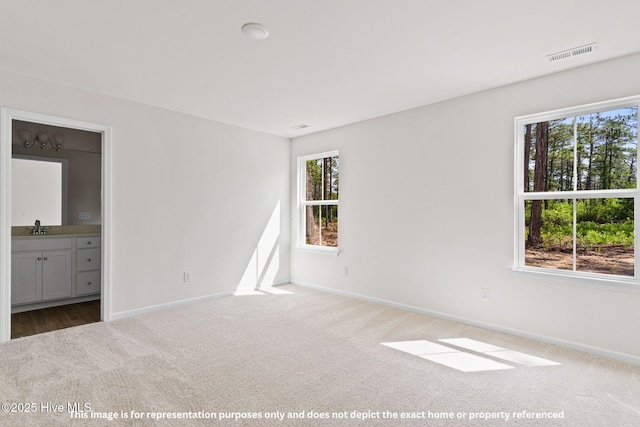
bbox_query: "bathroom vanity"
[11,233,101,313]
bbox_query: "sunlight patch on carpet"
[439,338,505,352]
[233,287,294,296]
[261,287,294,295]
[381,340,455,356]
[439,338,561,367]
[382,338,561,372]
[420,352,513,373]
[483,350,560,367]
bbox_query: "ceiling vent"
[547,43,598,63]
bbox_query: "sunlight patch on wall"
[260,246,279,286]
[236,201,282,295]
[237,250,259,293]
[382,338,560,372]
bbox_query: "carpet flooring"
[0,284,638,426]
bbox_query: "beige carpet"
[0,284,639,426]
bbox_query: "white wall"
[290,53,640,361]
[0,69,290,315]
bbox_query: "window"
[515,97,639,283]
[298,151,339,250]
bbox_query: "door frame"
[0,108,112,342]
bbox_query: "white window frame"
[297,150,339,253]
[514,95,640,287]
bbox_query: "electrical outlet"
[183,272,191,283]
[343,266,349,276]
[480,287,490,302]
[78,212,91,220]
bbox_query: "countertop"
[12,225,101,238]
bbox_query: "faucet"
[31,220,47,235]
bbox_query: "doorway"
[0,109,112,342]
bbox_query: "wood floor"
[11,300,101,339]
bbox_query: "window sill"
[512,267,640,294]
[296,245,340,255]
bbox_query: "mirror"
[11,119,102,227]
[11,155,67,226]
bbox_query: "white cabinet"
[77,236,100,249]
[11,238,72,305]
[11,235,100,308]
[42,250,73,300]
[76,236,101,296]
[77,270,101,296]
[77,248,100,271]
[11,252,42,304]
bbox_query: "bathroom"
[10,119,102,338]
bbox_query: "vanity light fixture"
[241,22,269,40]
[18,131,63,151]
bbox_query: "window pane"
[305,205,338,247]
[327,156,339,200]
[305,156,339,201]
[306,159,323,201]
[305,205,320,245]
[576,198,634,276]
[525,118,574,192]
[524,199,573,270]
[321,205,338,247]
[576,106,637,190]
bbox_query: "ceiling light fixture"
[241,23,269,40]
[290,124,310,131]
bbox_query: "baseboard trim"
[110,280,291,321]
[291,280,640,366]
[110,290,234,321]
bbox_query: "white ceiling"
[1,0,640,138]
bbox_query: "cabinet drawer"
[13,238,72,252]
[77,270,101,295]
[76,248,101,271]
[77,236,100,249]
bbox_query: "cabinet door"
[11,252,43,305]
[42,250,72,301]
